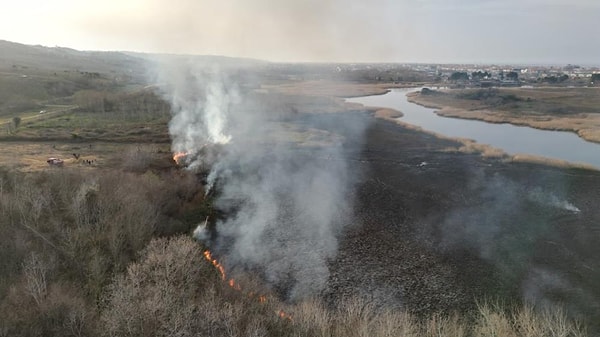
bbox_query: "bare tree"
[22,253,48,306]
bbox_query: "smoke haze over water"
[156,59,367,299]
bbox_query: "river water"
[347,88,600,169]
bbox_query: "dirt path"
[1,105,78,126]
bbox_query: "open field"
[3,108,170,142]
[0,141,173,172]
[408,87,600,143]
[0,89,172,172]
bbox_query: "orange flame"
[277,310,293,321]
[203,250,243,292]
[202,249,292,321]
[203,250,226,280]
[173,151,188,165]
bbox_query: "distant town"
[265,62,600,87]
[408,63,600,87]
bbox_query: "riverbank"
[407,88,600,144]
[257,81,599,171]
[347,87,598,171]
[262,80,423,98]
[379,113,597,171]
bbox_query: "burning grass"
[101,236,588,337]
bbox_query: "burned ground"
[318,114,600,330]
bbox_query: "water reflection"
[347,88,600,168]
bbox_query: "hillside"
[0,39,147,77]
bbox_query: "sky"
[1,0,598,64]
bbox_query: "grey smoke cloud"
[2,0,599,63]
[157,59,237,170]
[156,59,366,299]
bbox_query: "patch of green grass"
[424,88,600,117]
[2,109,170,143]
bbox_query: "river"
[347,88,600,169]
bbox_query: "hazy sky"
[1,0,598,64]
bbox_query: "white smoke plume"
[155,58,366,300]
[527,188,580,213]
[158,59,237,169]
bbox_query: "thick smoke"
[159,60,236,170]
[156,59,365,299]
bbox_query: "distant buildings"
[412,63,600,87]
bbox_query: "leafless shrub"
[41,283,95,337]
[375,310,420,337]
[101,236,214,337]
[7,174,53,228]
[101,235,299,337]
[333,297,377,337]
[291,298,332,337]
[22,252,50,306]
[122,145,156,172]
[474,301,586,337]
[423,313,466,337]
[0,275,95,336]
[327,297,423,337]
[70,179,99,226]
[63,307,87,337]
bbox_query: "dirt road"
[1,105,78,125]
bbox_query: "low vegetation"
[0,164,207,335]
[1,89,171,142]
[416,87,600,116]
[409,87,600,143]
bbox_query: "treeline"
[0,68,145,115]
[0,164,205,336]
[73,90,171,119]
[262,64,433,83]
[456,88,523,106]
[338,68,431,83]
